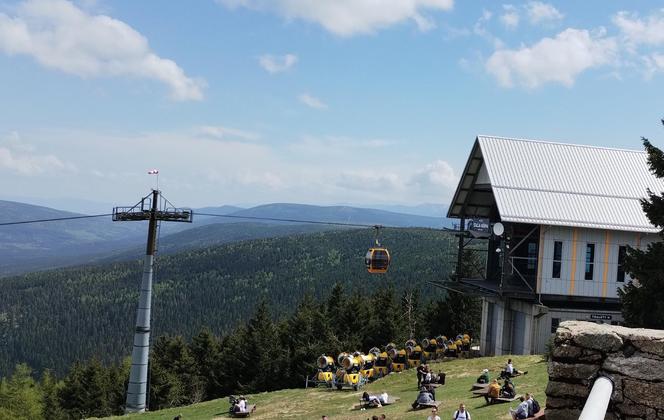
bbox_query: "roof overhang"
[447,135,661,234]
[447,139,496,219]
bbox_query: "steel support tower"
[113,190,192,413]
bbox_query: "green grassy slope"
[106,355,546,420]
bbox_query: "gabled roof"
[447,135,664,233]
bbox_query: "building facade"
[446,136,661,355]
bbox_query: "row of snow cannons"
[309,334,471,390]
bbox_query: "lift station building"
[447,135,663,355]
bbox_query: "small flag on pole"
[147,169,159,175]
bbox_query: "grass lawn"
[103,355,547,420]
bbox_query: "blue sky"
[1,0,664,211]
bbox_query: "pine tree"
[620,134,664,328]
[362,286,400,349]
[0,364,44,420]
[282,294,340,387]
[189,328,221,401]
[149,336,197,409]
[240,301,286,393]
[41,369,65,420]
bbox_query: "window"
[585,243,595,280]
[527,242,537,270]
[552,241,562,278]
[551,318,560,334]
[617,246,626,282]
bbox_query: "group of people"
[416,364,446,388]
[474,360,540,418]
[483,377,515,403]
[230,395,249,413]
[424,404,471,420]
[411,364,446,409]
[509,393,541,419]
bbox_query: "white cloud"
[486,28,617,88]
[336,170,405,192]
[196,125,260,141]
[3,127,459,207]
[298,93,327,109]
[410,160,457,189]
[258,53,298,73]
[217,0,454,36]
[0,0,204,100]
[613,10,664,48]
[289,135,392,156]
[499,5,519,29]
[525,1,563,25]
[334,159,457,198]
[0,131,73,175]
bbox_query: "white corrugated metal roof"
[476,135,664,232]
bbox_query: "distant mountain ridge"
[0,200,448,276]
[222,203,445,228]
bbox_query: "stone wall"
[546,321,664,419]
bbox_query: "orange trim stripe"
[602,230,611,298]
[569,228,578,295]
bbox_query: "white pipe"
[579,376,613,420]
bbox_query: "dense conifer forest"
[0,227,461,377]
[0,279,480,419]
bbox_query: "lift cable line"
[0,209,458,233]
[0,213,111,226]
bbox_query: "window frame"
[584,243,595,280]
[552,241,562,279]
[617,245,626,283]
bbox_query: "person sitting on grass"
[501,377,516,399]
[477,368,490,384]
[484,379,501,404]
[509,396,529,419]
[412,386,435,409]
[501,359,528,378]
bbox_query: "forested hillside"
[0,201,446,276]
[0,227,456,377]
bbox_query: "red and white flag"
[147,169,159,175]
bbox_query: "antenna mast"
[113,189,192,413]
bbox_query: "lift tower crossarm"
[113,190,192,414]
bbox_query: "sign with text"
[467,218,490,238]
[590,314,613,320]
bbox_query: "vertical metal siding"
[477,136,664,233]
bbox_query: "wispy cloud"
[613,10,664,48]
[473,9,504,49]
[0,131,74,175]
[298,93,327,109]
[499,5,519,29]
[258,53,298,73]
[218,0,454,37]
[525,1,563,25]
[196,125,261,141]
[0,0,204,101]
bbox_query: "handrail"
[579,376,614,420]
